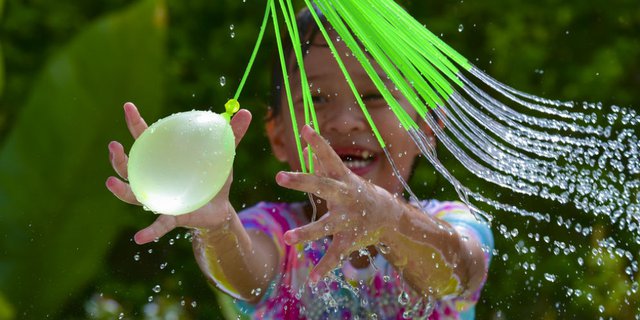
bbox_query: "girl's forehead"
[309,29,332,46]
[303,37,388,83]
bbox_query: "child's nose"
[322,103,367,134]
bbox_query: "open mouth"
[335,149,378,175]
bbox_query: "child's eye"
[362,94,384,101]
[361,93,385,106]
[311,95,328,104]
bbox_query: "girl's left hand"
[276,125,402,283]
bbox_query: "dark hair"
[270,7,327,118]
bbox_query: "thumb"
[230,109,252,147]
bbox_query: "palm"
[276,125,397,282]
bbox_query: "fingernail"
[133,232,145,245]
[284,231,297,245]
[309,272,320,284]
[275,171,289,185]
[105,177,114,189]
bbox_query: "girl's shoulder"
[414,199,470,218]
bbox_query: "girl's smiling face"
[268,31,433,195]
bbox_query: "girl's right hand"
[106,102,252,245]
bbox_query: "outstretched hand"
[276,125,402,283]
[106,102,252,244]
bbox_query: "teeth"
[343,159,371,169]
[361,150,371,159]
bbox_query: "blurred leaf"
[0,291,14,320]
[0,0,4,99]
[0,43,4,99]
[0,0,166,318]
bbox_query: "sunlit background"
[1,0,638,318]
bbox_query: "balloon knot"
[224,99,240,122]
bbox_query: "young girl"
[107,8,493,320]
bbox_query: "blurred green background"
[0,0,638,319]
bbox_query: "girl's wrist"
[194,200,236,235]
[378,196,410,246]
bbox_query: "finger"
[300,125,348,178]
[275,171,348,202]
[134,214,178,244]
[309,238,348,283]
[230,109,252,147]
[303,147,325,176]
[284,213,334,245]
[124,102,148,139]
[106,176,141,205]
[108,141,129,180]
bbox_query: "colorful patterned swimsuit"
[217,200,493,320]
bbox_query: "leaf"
[0,291,14,320]
[0,0,4,98]
[0,0,166,317]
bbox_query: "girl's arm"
[377,200,488,298]
[190,202,281,302]
[107,103,280,302]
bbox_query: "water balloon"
[128,109,236,215]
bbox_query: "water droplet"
[219,76,226,87]
[544,273,556,282]
[133,253,140,261]
[397,291,409,305]
[250,288,262,296]
[423,296,435,316]
[191,301,197,308]
[458,24,464,32]
[152,285,161,293]
[377,242,390,254]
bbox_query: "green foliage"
[0,0,638,319]
[0,0,4,99]
[0,0,165,318]
[0,291,14,320]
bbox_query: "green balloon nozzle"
[223,99,240,122]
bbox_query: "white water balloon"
[128,110,235,215]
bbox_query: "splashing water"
[152,0,640,317]
[263,0,639,316]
